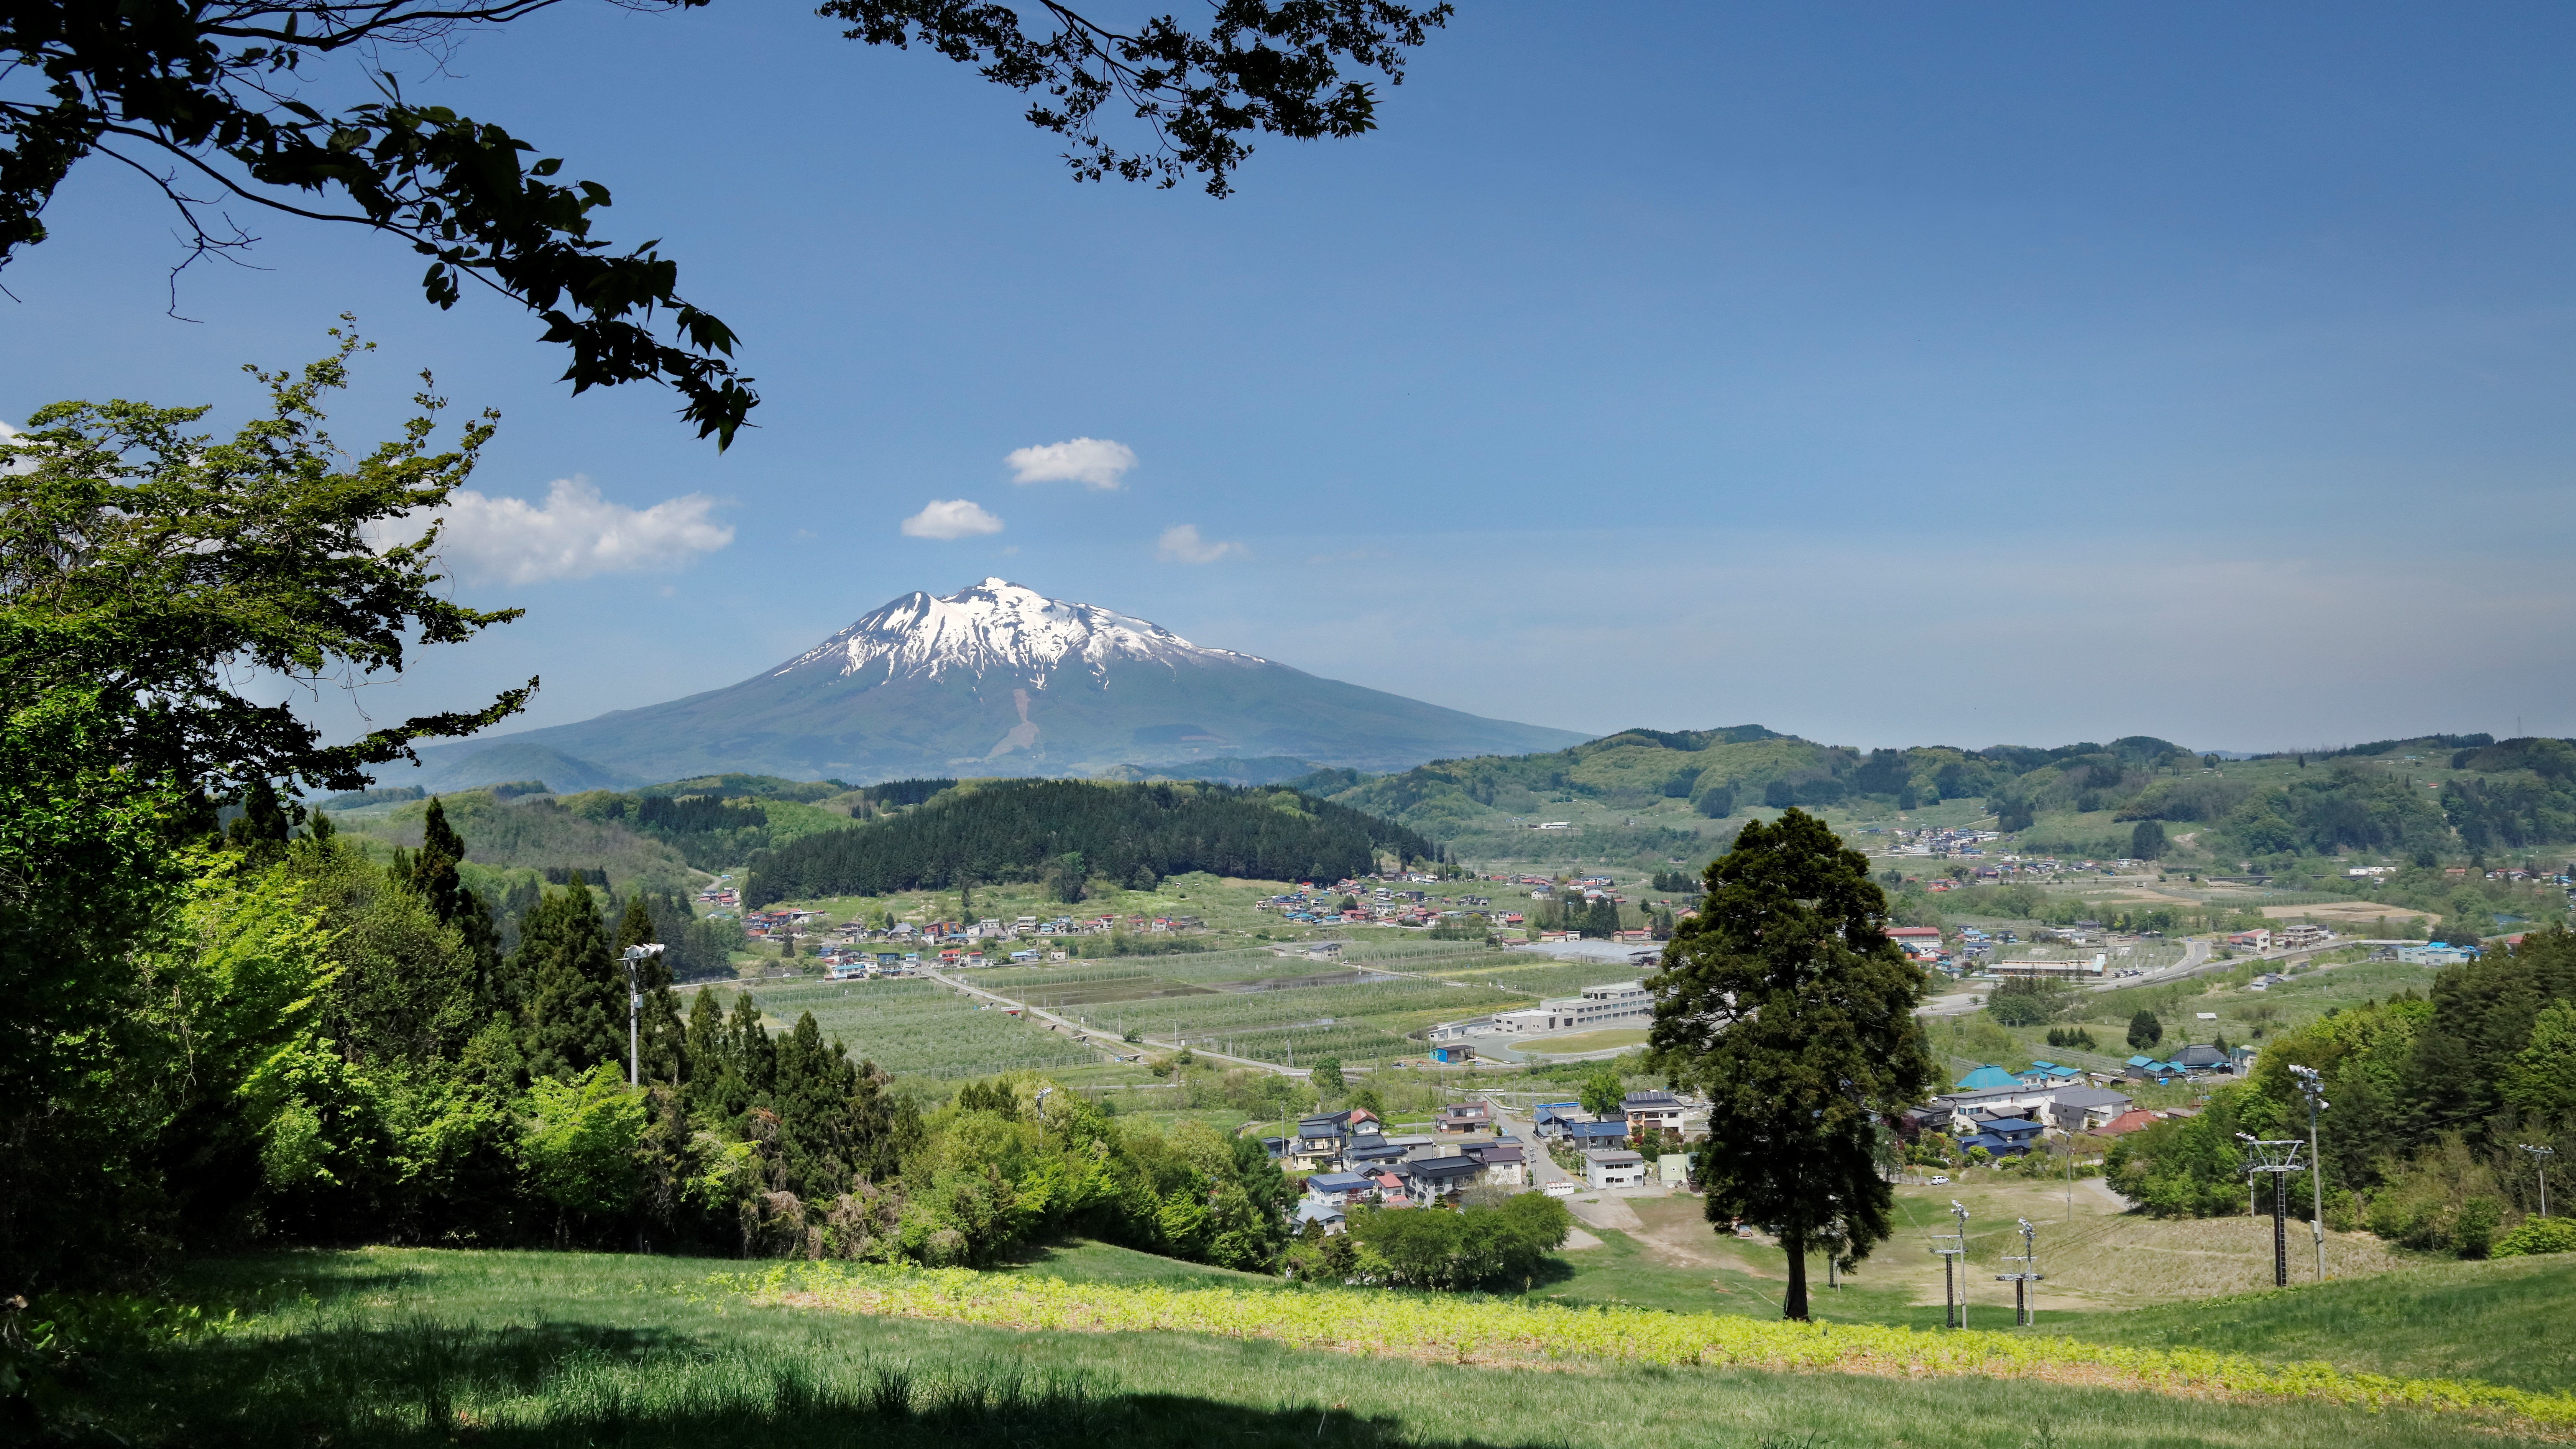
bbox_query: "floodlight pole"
[1994,1216,2041,1327]
[622,943,665,1087]
[1932,1200,1970,1330]
[2291,1065,2330,1282]
[2522,1144,2556,1219]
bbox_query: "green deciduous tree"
[0,331,531,800]
[519,1063,647,1236]
[1578,1066,1624,1119]
[3,3,1450,444]
[1647,808,1934,1320]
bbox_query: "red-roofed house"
[2090,1108,2162,1138]
[1887,927,1944,958]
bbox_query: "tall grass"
[38,1247,2568,1449]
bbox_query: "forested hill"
[1299,726,2576,871]
[744,780,1433,907]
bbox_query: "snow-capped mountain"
[406,580,1589,787]
[775,578,1265,687]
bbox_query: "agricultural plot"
[1411,956,1626,1000]
[708,978,1107,1079]
[1063,977,1523,1042]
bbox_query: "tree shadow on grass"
[72,1318,1582,1449]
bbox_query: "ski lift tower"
[2237,1132,2307,1288]
[1930,1200,1970,1329]
[1993,1216,2042,1327]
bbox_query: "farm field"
[77,1247,2559,1449]
[707,977,1111,1079]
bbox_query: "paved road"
[1484,1098,1576,1190]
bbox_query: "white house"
[1584,1149,1649,1189]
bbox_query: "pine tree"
[409,796,505,1008]
[2127,1010,2163,1050]
[518,880,622,1080]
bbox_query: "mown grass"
[2047,1252,2576,1395]
[46,1247,2563,1448]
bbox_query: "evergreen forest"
[744,779,1435,908]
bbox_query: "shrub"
[2455,1196,2504,1259]
[2494,1216,2576,1257]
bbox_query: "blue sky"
[7,2,2573,756]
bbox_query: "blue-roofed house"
[1959,1116,2048,1157]
[1566,1119,1630,1148]
[2123,1055,2184,1083]
[1303,1171,1375,1206]
[1955,1065,2017,1091]
[2017,1062,2084,1087]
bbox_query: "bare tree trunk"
[1781,1226,1811,1320]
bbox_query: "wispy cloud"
[1007,437,1137,490]
[376,476,732,585]
[1157,523,1246,564]
[902,498,1005,539]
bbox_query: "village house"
[1584,1148,1649,1189]
[1462,1137,1527,1186]
[1622,1089,1688,1137]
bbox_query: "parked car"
[1929,1175,1950,1185]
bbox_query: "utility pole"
[1932,1200,1969,1329]
[2291,1065,2330,1281]
[621,943,665,1088]
[2522,1144,2556,1219]
[2238,1132,2307,1288]
[1994,1217,2042,1327]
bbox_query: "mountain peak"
[774,579,1266,687]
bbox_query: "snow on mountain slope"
[773,578,1264,687]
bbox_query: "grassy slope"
[91,1247,2548,1449]
[2049,1253,2576,1395]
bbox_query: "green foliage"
[2106,1091,2249,1217]
[1332,1193,1574,1290]
[0,331,530,798]
[1579,1067,1625,1118]
[1311,1057,1345,1094]
[2128,1010,2163,1049]
[1988,976,2072,1027]
[519,1065,649,1224]
[746,780,1430,907]
[2456,1196,2505,1259]
[2496,1217,2576,1258]
[1648,808,1934,1319]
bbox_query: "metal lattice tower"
[1930,1200,1969,1329]
[1993,1216,2042,1327]
[2238,1132,2307,1287]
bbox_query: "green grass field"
[2048,1252,2576,1395]
[54,1245,2566,1449]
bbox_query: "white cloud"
[1007,437,1137,490]
[1157,523,1246,564]
[901,498,1005,539]
[377,476,732,584]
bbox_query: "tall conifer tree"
[1648,808,1934,1320]
[518,879,621,1080]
